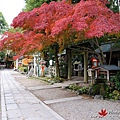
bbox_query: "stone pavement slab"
[1,70,65,120]
[44,96,83,104]
[27,81,81,91]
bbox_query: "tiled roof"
[95,43,120,53]
[95,65,120,71]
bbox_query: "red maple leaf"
[98,109,108,117]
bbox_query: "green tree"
[0,51,5,62]
[0,12,8,34]
[23,0,57,11]
[107,0,119,13]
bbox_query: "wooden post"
[107,70,110,81]
[84,51,88,83]
[16,59,18,70]
[33,55,36,76]
[67,48,72,80]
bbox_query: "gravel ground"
[49,99,120,120]
[11,70,120,120]
[31,88,77,101]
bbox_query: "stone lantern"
[39,59,46,77]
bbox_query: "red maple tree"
[0,0,120,56]
[1,1,73,54]
[51,0,120,38]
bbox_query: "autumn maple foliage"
[12,1,73,33]
[0,1,73,55]
[52,0,120,38]
[0,0,120,56]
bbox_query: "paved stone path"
[1,70,65,120]
[1,69,120,120]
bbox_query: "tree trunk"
[93,39,106,65]
[67,48,72,80]
[55,49,60,78]
[95,52,103,65]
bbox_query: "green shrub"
[89,83,109,97]
[107,90,120,100]
[67,84,89,94]
[68,84,80,91]
[19,67,28,73]
[78,86,88,94]
[111,72,120,91]
[89,83,101,95]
